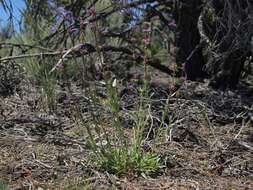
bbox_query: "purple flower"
[89,21,96,28]
[74,43,88,54]
[143,37,150,45]
[100,27,109,35]
[55,5,66,16]
[80,20,89,29]
[68,25,79,36]
[143,28,151,33]
[63,96,70,105]
[55,5,74,23]
[74,43,95,55]
[88,6,96,17]
[50,26,57,33]
[56,63,65,69]
[65,11,74,22]
[143,22,151,33]
[168,20,177,28]
[75,43,85,50]
[75,43,84,48]
[69,29,78,35]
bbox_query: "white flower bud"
[112,79,117,87]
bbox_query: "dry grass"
[0,75,253,189]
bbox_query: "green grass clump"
[79,79,161,176]
[23,57,57,110]
[99,147,160,176]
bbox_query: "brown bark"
[174,0,206,80]
[208,0,253,89]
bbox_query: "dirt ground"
[0,71,253,190]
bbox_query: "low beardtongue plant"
[51,5,161,176]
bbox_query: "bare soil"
[0,71,253,190]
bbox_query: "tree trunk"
[209,52,246,89]
[208,0,252,89]
[174,0,206,80]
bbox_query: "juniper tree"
[1,0,252,89]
